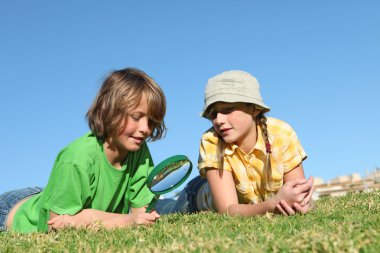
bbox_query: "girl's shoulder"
[266,117,296,135]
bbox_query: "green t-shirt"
[12,132,155,233]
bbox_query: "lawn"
[1,191,379,252]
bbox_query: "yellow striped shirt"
[198,117,307,204]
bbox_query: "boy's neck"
[103,141,127,170]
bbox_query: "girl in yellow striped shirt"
[156,70,314,216]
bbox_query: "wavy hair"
[86,67,166,142]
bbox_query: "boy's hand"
[129,210,160,226]
[48,214,80,229]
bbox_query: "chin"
[128,146,141,152]
[222,137,235,144]
[128,145,141,151]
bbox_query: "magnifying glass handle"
[146,194,160,213]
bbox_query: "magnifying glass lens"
[150,160,191,192]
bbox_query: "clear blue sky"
[1,1,379,194]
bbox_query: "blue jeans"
[155,176,207,215]
[0,187,43,231]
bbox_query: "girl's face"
[113,93,152,154]
[210,102,258,151]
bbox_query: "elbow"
[217,204,238,216]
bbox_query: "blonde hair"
[86,67,166,142]
[256,111,272,190]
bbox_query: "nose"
[213,112,226,125]
[139,117,150,136]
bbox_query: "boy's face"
[114,94,152,153]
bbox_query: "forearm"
[80,209,134,228]
[226,198,277,216]
[49,209,133,229]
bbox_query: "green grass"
[1,191,379,253]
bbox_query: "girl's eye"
[209,112,216,120]
[208,107,235,120]
[207,109,217,120]
[221,107,234,114]
[217,107,234,115]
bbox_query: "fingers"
[295,177,314,187]
[293,202,308,214]
[294,178,313,194]
[149,210,161,219]
[298,178,314,206]
[281,200,295,215]
[286,178,307,188]
[48,217,65,229]
[303,183,314,204]
[276,200,296,216]
[132,212,160,226]
[146,212,160,221]
[47,215,64,227]
[298,192,309,203]
[299,198,308,207]
[276,199,311,216]
[47,214,78,230]
[276,202,287,216]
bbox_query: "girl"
[157,70,314,216]
[0,67,166,232]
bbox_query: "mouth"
[131,136,145,143]
[219,128,232,135]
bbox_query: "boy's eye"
[130,114,142,121]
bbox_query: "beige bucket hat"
[201,70,270,118]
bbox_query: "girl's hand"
[275,198,314,216]
[293,178,314,214]
[275,200,296,216]
[275,177,313,207]
[274,177,314,215]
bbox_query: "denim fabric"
[155,176,207,215]
[154,198,176,215]
[0,187,43,231]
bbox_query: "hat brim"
[200,96,270,118]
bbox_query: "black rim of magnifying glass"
[147,155,193,195]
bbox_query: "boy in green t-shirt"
[0,67,166,233]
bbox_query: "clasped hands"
[274,177,314,216]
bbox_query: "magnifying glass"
[145,155,192,213]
